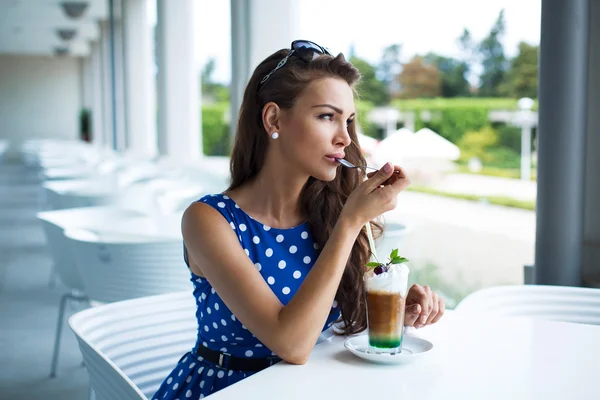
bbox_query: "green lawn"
[391,97,538,111]
[454,164,537,180]
[407,186,536,211]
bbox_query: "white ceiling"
[0,0,108,56]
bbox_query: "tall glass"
[364,263,410,354]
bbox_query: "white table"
[210,313,600,400]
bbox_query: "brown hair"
[227,48,381,335]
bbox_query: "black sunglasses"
[259,40,332,88]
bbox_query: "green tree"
[478,10,508,97]
[457,125,499,162]
[501,42,539,98]
[397,56,441,99]
[458,125,520,168]
[423,53,471,97]
[378,44,402,95]
[201,58,230,103]
[350,56,389,105]
[458,28,476,66]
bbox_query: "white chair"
[455,285,600,325]
[37,207,147,378]
[69,291,197,400]
[64,228,192,304]
[42,180,116,210]
[154,185,206,214]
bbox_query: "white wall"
[0,54,81,155]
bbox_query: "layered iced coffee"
[364,250,409,352]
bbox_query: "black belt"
[190,345,281,372]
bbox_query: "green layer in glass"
[369,336,403,349]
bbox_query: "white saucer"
[344,335,434,365]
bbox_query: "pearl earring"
[271,132,279,139]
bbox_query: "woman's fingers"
[409,284,431,328]
[404,303,422,326]
[405,284,445,329]
[430,296,446,324]
[425,292,441,325]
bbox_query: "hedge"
[392,97,538,145]
[201,98,538,157]
[202,103,230,156]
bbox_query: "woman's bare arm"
[182,202,362,364]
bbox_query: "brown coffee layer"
[366,291,405,337]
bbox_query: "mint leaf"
[366,262,381,267]
[390,249,399,260]
[391,257,409,264]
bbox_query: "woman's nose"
[336,125,352,147]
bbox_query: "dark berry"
[374,265,388,275]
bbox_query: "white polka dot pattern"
[155,193,342,400]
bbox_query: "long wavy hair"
[227,48,382,335]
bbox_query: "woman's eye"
[347,118,355,126]
[318,114,334,121]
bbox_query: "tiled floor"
[0,160,89,400]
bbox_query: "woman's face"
[278,77,355,181]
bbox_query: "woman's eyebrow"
[312,104,356,117]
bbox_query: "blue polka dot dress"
[152,193,341,399]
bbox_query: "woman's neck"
[227,159,309,229]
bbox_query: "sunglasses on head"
[258,40,332,88]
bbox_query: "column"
[229,0,300,145]
[535,0,589,286]
[156,0,201,159]
[247,0,300,70]
[99,0,127,152]
[90,40,105,147]
[583,0,600,287]
[112,2,127,152]
[108,0,127,151]
[122,0,157,157]
[80,55,93,111]
[100,20,115,149]
[229,0,251,143]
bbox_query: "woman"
[153,41,445,399]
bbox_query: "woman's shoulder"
[196,192,225,204]
[185,193,238,225]
[194,193,234,208]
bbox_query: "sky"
[155,0,542,84]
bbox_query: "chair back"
[455,285,600,325]
[36,208,146,290]
[69,292,197,400]
[64,228,191,303]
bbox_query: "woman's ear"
[262,102,281,136]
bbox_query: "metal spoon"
[336,158,401,174]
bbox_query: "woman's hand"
[403,284,445,329]
[339,162,410,229]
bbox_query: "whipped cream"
[365,263,410,295]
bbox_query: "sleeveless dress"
[152,193,341,399]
